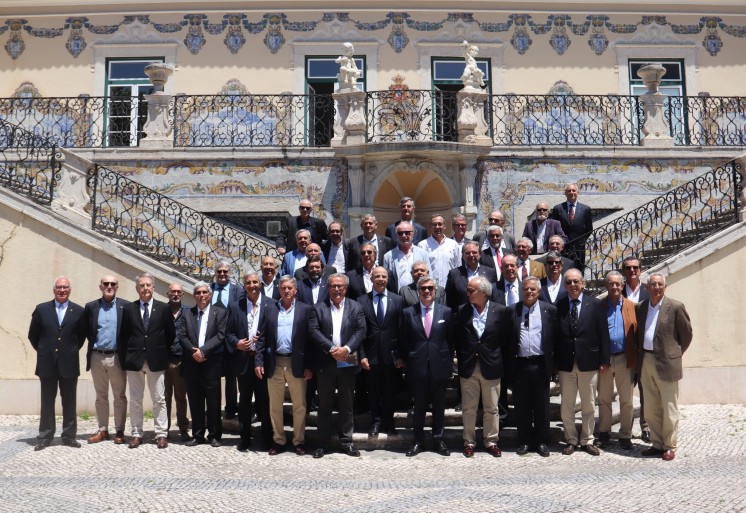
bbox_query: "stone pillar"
[141,63,174,149]
[332,89,367,147]
[346,156,365,236]
[460,156,480,235]
[735,156,746,222]
[457,88,491,146]
[637,64,674,148]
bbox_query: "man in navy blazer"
[555,269,610,456]
[177,282,228,447]
[276,198,328,256]
[308,273,366,458]
[345,242,377,300]
[506,277,557,457]
[385,196,428,245]
[551,183,593,270]
[260,256,281,301]
[522,202,567,254]
[357,266,404,437]
[226,272,274,451]
[398,276,455,457]
[28,276,86,450]
[321,221,349,272]
[346,214,395,272]
[539,251,569,305]
[445,241,499,311]
[119,273,179,449]
[255,276,313,456]
[296,257,329,305]
[454,275,510,457]
[83,275,129,445]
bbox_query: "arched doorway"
[372,169,453,234]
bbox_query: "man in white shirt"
[322,221,348,272]
[418,214,461,289]
[382,221,432,293]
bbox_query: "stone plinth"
[457,88,491,146]
[332,89,367,147]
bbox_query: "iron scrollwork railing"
[90,164,280,280]
[0,118,60,204]
[366,89,458,143]
[172,94,334,147]
[667,95,746,146]
[576,159,742,295]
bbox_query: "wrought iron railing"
[90,164,280,280]
[172,94,334,147]
[366,89,458,143]
[575,159,742,294]
[668,95,746,146]
[0,96,145,148]
[0,119,60,204]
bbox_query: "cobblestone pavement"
[0,404,744,513]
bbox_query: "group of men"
[28,185,692,461]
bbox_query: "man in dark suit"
[260,256,281,301]
[211,260,244,420]
[479,225,515,281]
[454,276,510,458]
[308,273,367,458]
[398,277,454,457]
[276,198,328,256]
[255,276,313,456]
[495,254,522,307]
[177,282,227,447]
[357,266,404,437]
[226,272,274,452]
[446,241,498,310]
[555,269,610,456]
[636,273,692,462]
[322,221,349,272]
[28,276,86,451]
[165,283,190,442]
[83,275,129,445]
[536,236,576,273]
[296,257,329,305]
[294,243,333,281]
[119,272,179,449]
[347,214,395,272]
[522,202,567,254]
[385,196,428,245]
[550,183,593,270]
[399,260,447,308]
[345,242,377,300]
[474,210,517,253]
[539,251,568,305]
[506,276,557,457]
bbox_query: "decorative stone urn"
[144,63,174,93]
[141,62,175,148]
[637,63,674,148]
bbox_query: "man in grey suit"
[636,273,692,461]
[83,275,129,445]
[308,273,366,458]
[28,276,86,450]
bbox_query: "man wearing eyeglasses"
[384,196,428,245]
[321,221,348,273]
[399,276,454,457]
[522,202,567,254]
[537,235,576,273]
[165,283,190,442]
[346,242,377,300]
[539,251,568,305]
[346,214,395,272]
[276,198,329,257]
[450,213,471,249]
[382,221,431,294]
[479,225,515,282]
[506,276,557,457]
[399,261,447,308]
[83,276,130,445]
[555,269,610,456]
[474,210,517,252]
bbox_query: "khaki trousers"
[90,351,128,433]
[641,352,680,451]
[127,362,167,438]
[460,365,501,448]
[267,356,307,446]
[597,353,634,439]
[559,364,597,446]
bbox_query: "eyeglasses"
[194,290,210,295]
[101,281,118,286]
[546,261,561,266]
[466,287,476,294]
[565,279,582,285]
[396,231,413,235]
[454,223,467,228]
[216,270,230,275]
[329,284,346,289]
[536,208,548,212]
[360,250,375,255]
[169,291,183,295]
[488,218,500,223]
[54,285,70,290]
[419,286,435,292]
[624,265,640,271]
[299,206,312,211]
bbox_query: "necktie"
[198,309,204,331]
[570,299,579,332]
[506,283,515,306]
[521,261,528,280]
[496,249,502,269]
[424,306,432,338]
[142,302,150,330]
[569,203,575,222]
[376,293,385,325]
[57,304,64,325]
[216,287,225,308]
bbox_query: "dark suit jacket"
[210,281,245,308]
[261,276,281,301]
[551,201,593,247]
[84,297,130,371]
[297,277,329,305]
[346,235,395,272]
[454,301,510,380]
[479,246,515,270]
[398,302,454,381]
[119,299,178,372]
[555,294,611,372]
[294,265,337,283]
[622,284,650,303]
[474,231,517,253]
[321,239,349,269]
[345,268,371,301]
[522,219,567,253]
[255,300,312,379]
[28,300,86,378]
[385,221,428,245]
[399,283,447,308]
[277,214,328,252]
[539,277,568,305]
[177,306,227,380]
[445,265,499,310]
[494,278,522,306]
[505,300,558,381]
[635,297,692,381]
[357,291,404,366]
[226,294,275,376]
[308,298,366,373]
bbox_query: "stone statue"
[336,42,362,90]
[461,41,485,90]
